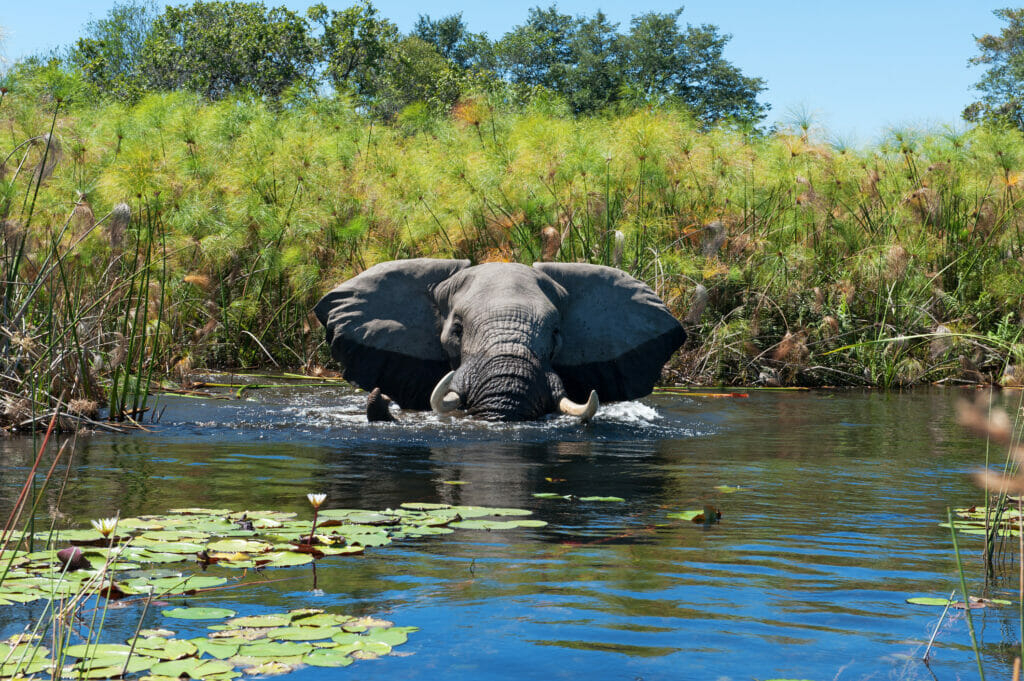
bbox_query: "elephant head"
[314,258,685,421]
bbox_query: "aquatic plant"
[2,81,1024,404]
[0,494,546,678]
[951,393,1024,674]
[305,492,326,544]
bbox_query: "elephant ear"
[314,258,470,409]
[533,262,686,403]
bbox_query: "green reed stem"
[948,507,986,681]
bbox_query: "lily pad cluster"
[1,607,417,679]
[0,503,547,607]
[944,505,1021,538]
[532,494,625,502]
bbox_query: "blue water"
[0,384,1018,680]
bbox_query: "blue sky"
[0,1,1007,143]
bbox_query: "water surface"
[0,385,1017,680]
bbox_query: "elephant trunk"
[431,351,599,422]
[460,351,553,421]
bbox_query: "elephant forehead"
[447,263,567,306]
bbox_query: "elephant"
[314,258,686,422]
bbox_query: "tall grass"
[3,87,1024,401]
[0,95,166,431]
[0,413,133,678]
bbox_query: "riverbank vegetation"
[2,3,1024,429]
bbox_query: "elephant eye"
[450,320,463,339]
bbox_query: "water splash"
[153,384,712,446]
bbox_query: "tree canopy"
[58,1,768,125]
[964,8,1024,129]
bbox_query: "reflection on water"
[0,385,1018,680]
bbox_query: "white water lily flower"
[307,493,326,509]
[91,517,118,537]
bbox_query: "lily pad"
[318,545,367,555]
[239,659,300,676]
[905,595,1011,609]
[149,657,235,678]
[164,607,237,620]
[191,638,241,660]
[450,519,547,530]
[331,632,365,645]
[288,613,352,627]
[303,648,355,667]
[398,502,451,511]
[368,626,417,647]
[906,597,954,606]
[224,614,292,628]
[64,643,134,658]
[128,637,197,660]
[138,629,176,638]
[268,627,337,642]
[343,533,392,548]
[70,657,153,677]
[206,539,270,553]
[236,641,314,658]
[451,506,533,518]
[261,551,315,567]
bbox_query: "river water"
[0,384,1020,680]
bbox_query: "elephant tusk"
[430,371,461,413]
[559,390,599,422]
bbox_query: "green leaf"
[667,510,702,521]
[398,502,451,511]
[224,614,292,628]
[262,551,315,567]
[289,613,352,627]
[578,496,625,502]
[149,657,235,677]
[344,533,392,547]
[71,659,153,678]
[367,626,416,647]
[206,539,270,553]
[191,638,240,660]
[303,648,355,667]
[164,607,237,620]
[130,539,206,554]
[140,530,210,542]
[64,643,134,658]
[268,627,338,641]
[139,628,177,638]
[906,597,954,606]
[451,506,533,517]
[236,641,314,658]
[168,508,234,516]
[450,519,547,530]
[318,545,367,555]
[129,637,197,660]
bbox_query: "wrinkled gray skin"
[315,259,686,422]
[366,388,396,422]
[435,264,569,420]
